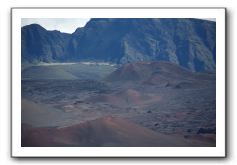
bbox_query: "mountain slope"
[21,24,71,63]
[22,19,216,72]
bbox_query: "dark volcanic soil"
[21,61,216,147]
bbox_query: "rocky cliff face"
[22,18,216,72]
[21,24,71,63]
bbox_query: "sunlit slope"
[22,63,117,80]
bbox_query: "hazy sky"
[21,18,216,34]
[202,18,216,22]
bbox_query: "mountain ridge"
[22,18,216,72]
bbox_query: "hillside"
[22,116,214,147]
[106,61,215,86]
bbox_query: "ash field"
[21,61,216,147]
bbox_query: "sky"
[202,18,216,22]
[21,18,216,34]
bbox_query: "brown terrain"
[22,117,214,147]
[22,61,216,147]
